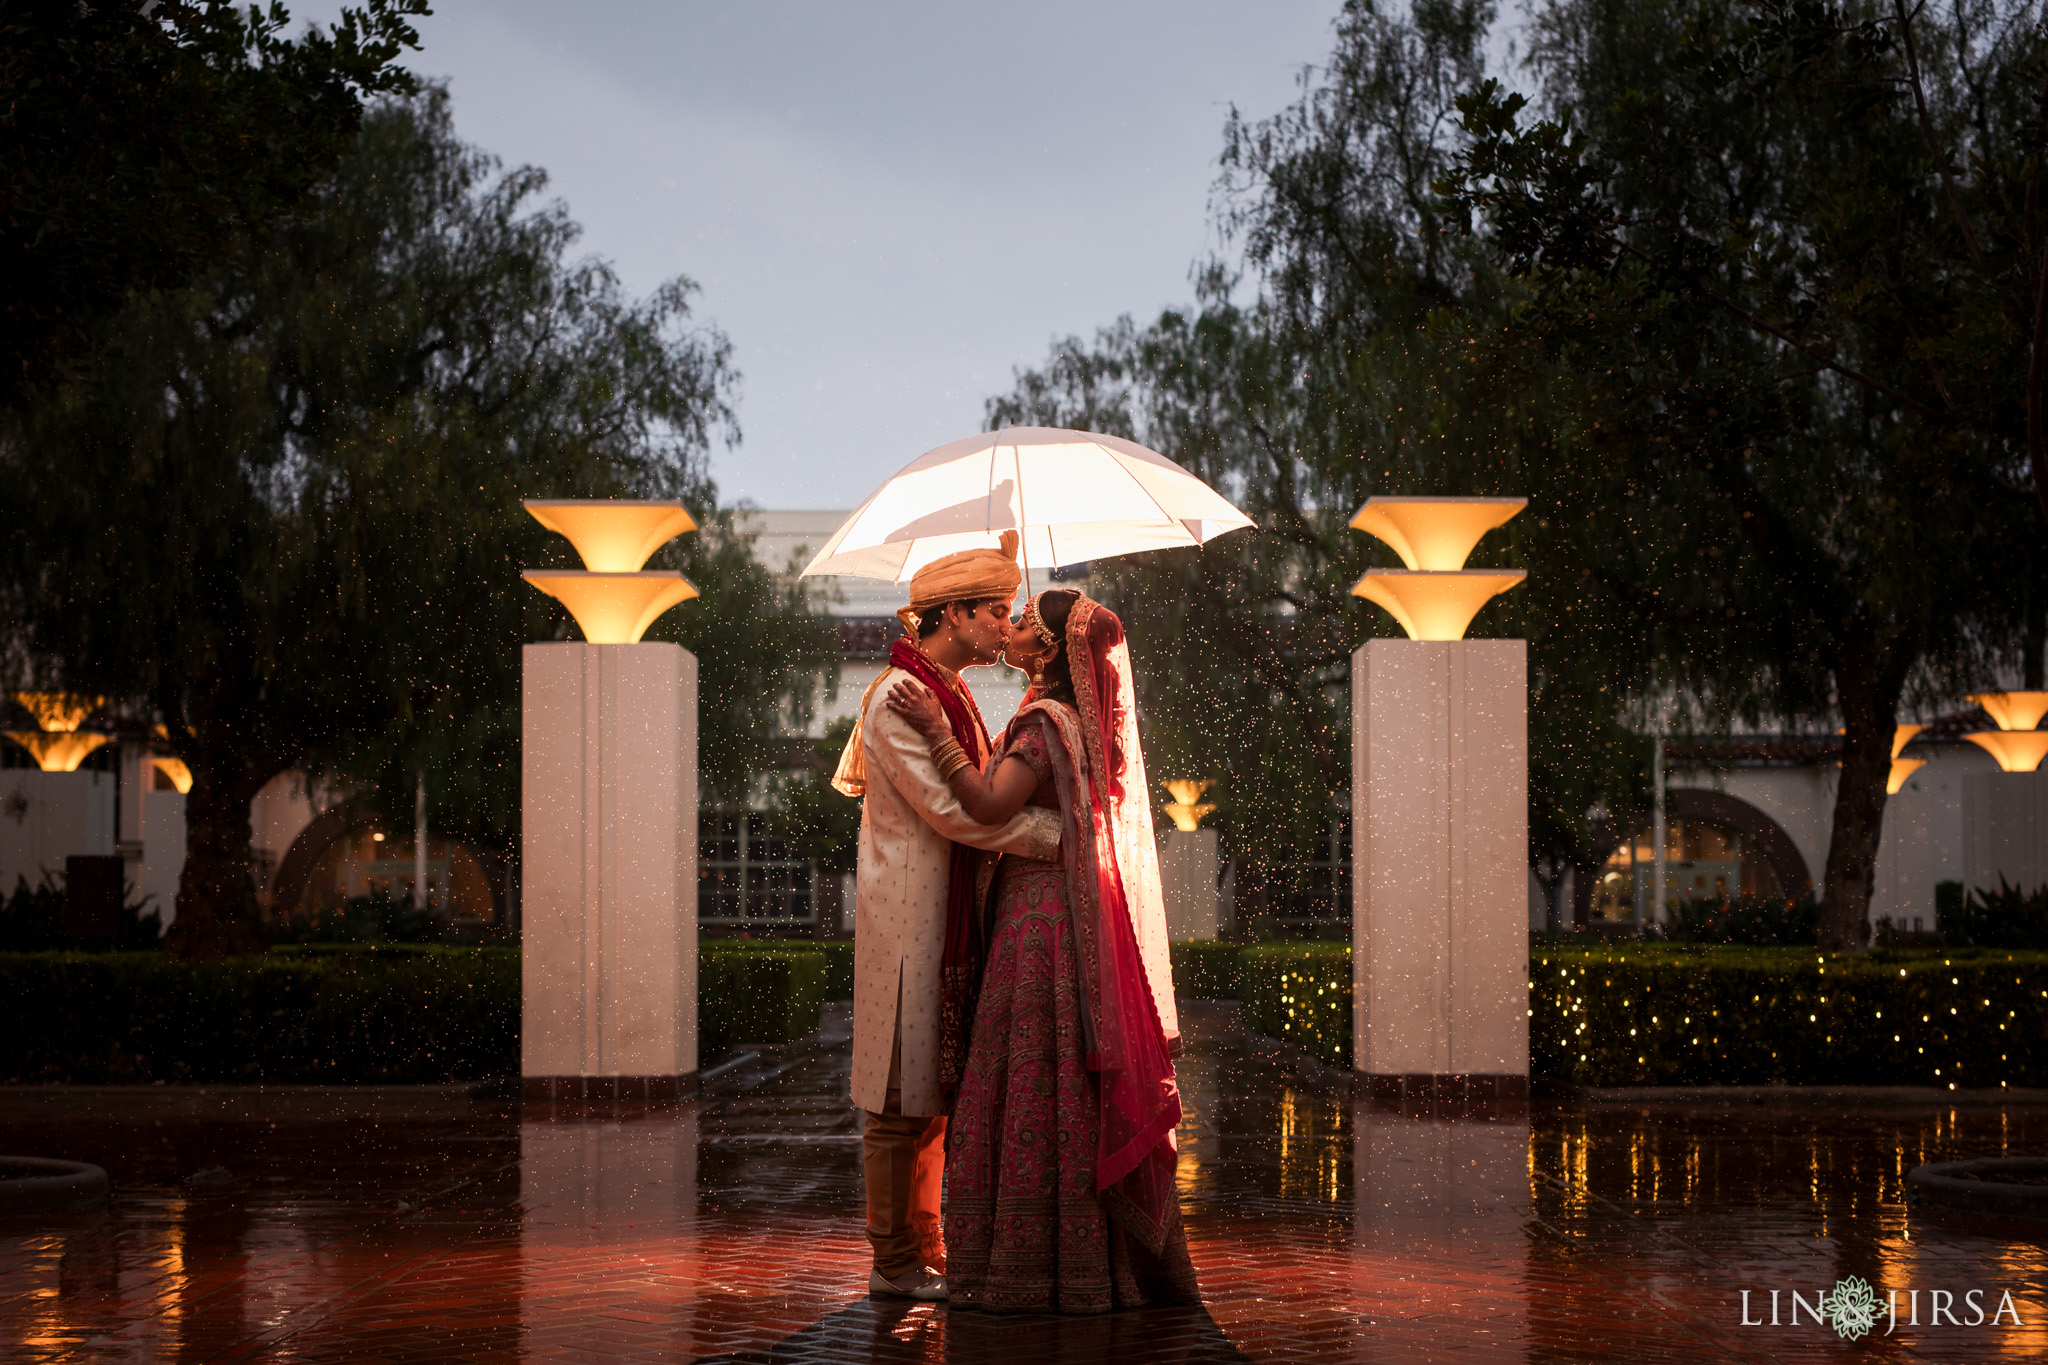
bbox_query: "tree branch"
[1892,0,1985,268]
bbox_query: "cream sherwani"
[851,666,1061,1117]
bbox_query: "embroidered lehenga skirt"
[943,853,1199,1314]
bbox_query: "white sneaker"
[869,1266,947,1301]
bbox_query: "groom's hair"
[916,596,1005,640]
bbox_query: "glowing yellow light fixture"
[13,692,103,732]
[1962,690,2048,772]
[1161,779,1216,832]
[1349,496,1527,571]
[4,731,110,772]
[522,571,698,645]
[1352,570,1527,642]
[1965,730,2048,773]
[1890,724,1923,759]
[5,692,111,771]
[1969,691,2048,733]
[523,500,698,573]
[151,757,194,794]
[1886,758,1925,795]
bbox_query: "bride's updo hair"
[1032,590,1082,702]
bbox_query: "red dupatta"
[886,637,993,1102]
[1002,595,1183,1253]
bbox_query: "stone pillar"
[1352,638,1527,1103]
[1962,771,2048,899]
[522,641,698,1101]
[1158,828,1221,941]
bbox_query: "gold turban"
[895,530,1023,631]
[833,531,1023,798]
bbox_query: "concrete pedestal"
[1962,771,2048,898]
[1159,827,1221,941]
[522,642,698,1101]
[1351,639,1528,1100]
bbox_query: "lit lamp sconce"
[4,692,110,772]
[151,757,194,794]
[1349,496,1527,640]
[1886,724,1925,795]
[1162,779,1216,833]
[521,499,700,643]
[1964,691,2048,773]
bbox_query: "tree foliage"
[1444,0,2048,944]
[0,91,831,955]
[0,0,427,405]
[995,0,2047,946]
[990,2,1653,923]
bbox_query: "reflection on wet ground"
[4,1000,2047,1361]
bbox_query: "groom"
[831,532,1061,1301]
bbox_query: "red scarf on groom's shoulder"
[888,637,991,1103]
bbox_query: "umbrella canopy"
[797,427,1253,582]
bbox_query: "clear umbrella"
[797,426,1253,588]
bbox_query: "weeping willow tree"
[0,90,832,956]
[990,2,1654,927]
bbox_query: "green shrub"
[698,946,826,1055]
[1239,942,1351,1068]
[1654,895,1818,945]
[1940,879,2048,950]
[0,940,839,1082]
[703,937,852,1001]
[0,946,518,1082]
[1532,946,2048,1087]
[1168,940,1242,999]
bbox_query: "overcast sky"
[380,2,1349,508]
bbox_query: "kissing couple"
[831,531,1198,1315]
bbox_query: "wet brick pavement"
[4,1000,2048,1362]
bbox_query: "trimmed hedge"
[698,945,827,1054]
[0,946,518,1083]
[1161,941,2048,1088]
[705,938,852,1002]
[1239,942,1352,1068]
[1168,940,1242,1000]
[1533,946,2048,1087]
[0,941,834,1083]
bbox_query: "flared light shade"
[524,500,698,573]
[1349,497,1527,571]
[1890,724,1924,760]
[1886,758,1926,795]
[13,692,104,733]
[1965,730,2048,773]
[1353,569,1526,642]
[523,571,698,644]
[1968,691,2048,733]
[1161,779,1216,832]
[5,731,111,772]
[152,757,194,793]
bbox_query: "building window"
[1262,809,1352,929]
[699,811,818,926]
[1591,818,1786,922]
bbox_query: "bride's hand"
[885,681,951,746]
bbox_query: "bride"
[885,588,1198,1314]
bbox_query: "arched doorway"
[270,805,505,930]
[1579,788,1813,926]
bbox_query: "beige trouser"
[862,1031,946,1280]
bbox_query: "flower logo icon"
[1821,1276,1880,1341]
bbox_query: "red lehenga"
[944,595,1198,1314]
